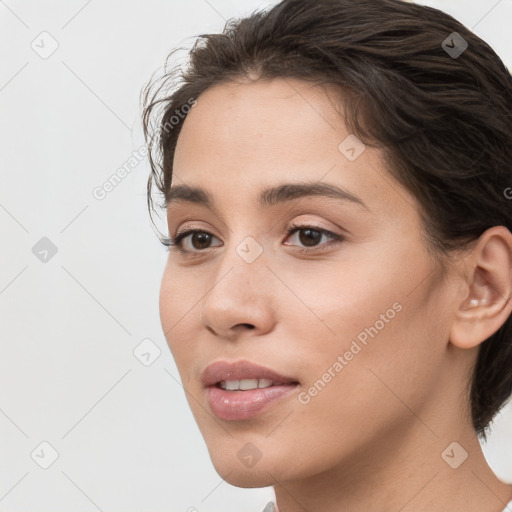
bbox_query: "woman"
[142,0,512,510]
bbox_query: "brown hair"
[142,0,512,440]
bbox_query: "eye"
[284,223,343,254]
[167,228,222,253]
[165,223,343,255]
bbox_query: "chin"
[207,448,287,488]
[213,462,277,488]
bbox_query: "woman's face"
[159,77,465,486]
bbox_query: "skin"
[159,76,512,512]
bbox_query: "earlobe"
[449,226,512,350]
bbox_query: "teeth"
[219,378,274,390]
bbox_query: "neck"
[273,397,512,512]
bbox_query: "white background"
[1,0,511,510]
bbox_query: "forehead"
[173,77,345,173]
[171,77,419,222]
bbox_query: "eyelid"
[174,223,214,240]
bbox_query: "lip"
[207,384,299,421]
[201,359,299,388]
[201,359,300,421]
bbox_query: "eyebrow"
[167,182,368,210]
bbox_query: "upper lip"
[201,360,299,387]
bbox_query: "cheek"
[286,247,446,427]
[159,264,178,343]
[253,295,445,479]
[158,263,200,374]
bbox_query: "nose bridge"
[201,228,272,325]
[213,230,268,297]
[217,208,268,271]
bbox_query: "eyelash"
[163,223,343,256]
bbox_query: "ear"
[450,226,512,349]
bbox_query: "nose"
[199,240,276,340]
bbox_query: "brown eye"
[297,228,322,247]
[285,224,342,251]
[168,224,343,256]
[189,232,214,250]
[170,229,221,253]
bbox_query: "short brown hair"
[142,0,512,439]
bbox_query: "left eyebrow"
[259,182,368,209]
[166,181,368,210]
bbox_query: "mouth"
[201,360,300,421]
[215,378,299,390]
[201,359,299,388]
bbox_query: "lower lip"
[206,384,299,421]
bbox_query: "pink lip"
[201,359,299,388]
[201,360,300,421]
[207,385,299,421]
